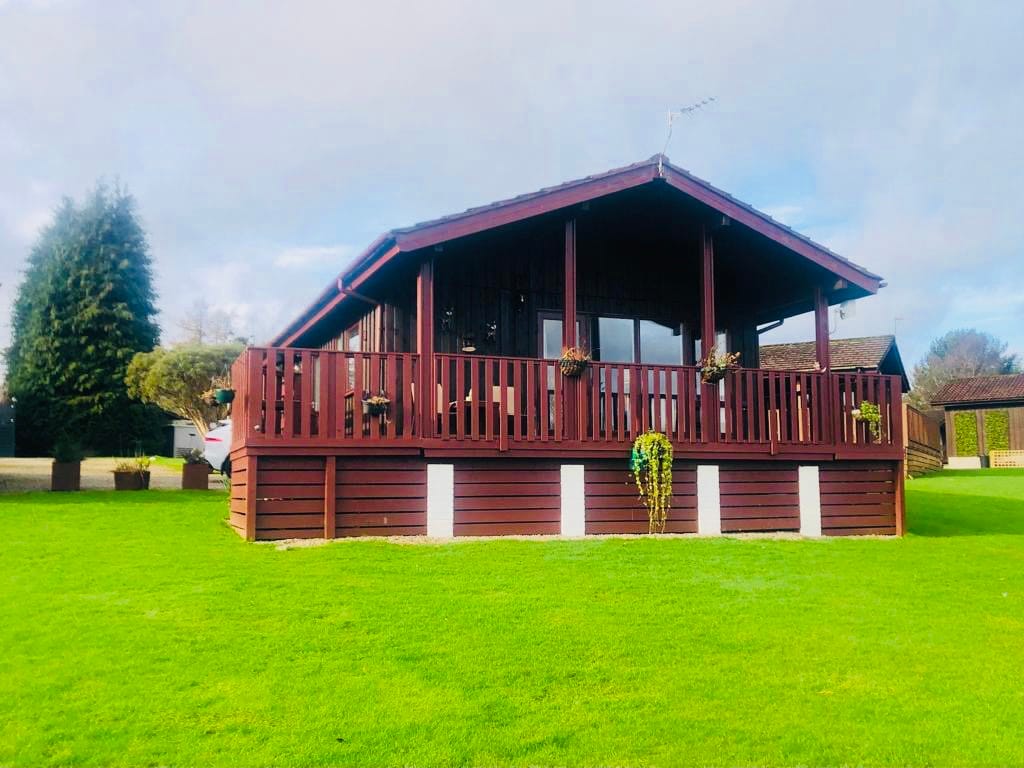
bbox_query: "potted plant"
[361,393,391,416]
[113,456,152,491]
[852,401,882,443]
[51,436,84,492]
[559,346,591,377]
[699,346,741,384]
[181,449,211,490]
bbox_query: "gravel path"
[0,457,225,492]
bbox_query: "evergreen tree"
[5,183,164,455]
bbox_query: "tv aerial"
[659,97,716,173]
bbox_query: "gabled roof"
[931,373,1024,406]
[273,155,885,346]
[759,335,908,390]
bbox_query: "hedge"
[984,409,1011,453]
[954,411,979,456]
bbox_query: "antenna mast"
[660,97,716,173]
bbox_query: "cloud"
[1,0,1022,378]
[273,245,353,270]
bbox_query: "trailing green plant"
[629,431,673,533]
[984,409,1010,453]
[954,411,979,456]
[852,401,882,442]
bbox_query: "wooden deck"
[230,347,904,461]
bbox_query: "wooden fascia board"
[392,164,660,252]
[661,167,882,293]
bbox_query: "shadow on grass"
[909,491,1024,537]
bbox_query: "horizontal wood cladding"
[254,456,326,540]
[717,462,800,533]
[228,456,248,536]
[251,456,427,539]
[453,460,561,536]
[820,461,897,536]
[584,460,698,534]
[906,443,942,477]
[336,457,426,537]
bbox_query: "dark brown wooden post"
[417,257,434,439]
[323,455,336,539]
[563,218,578,440]
[813,285,831,371]
[700,225,718,443]
[814,285,833,444]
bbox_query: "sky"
[1,0,1022,382]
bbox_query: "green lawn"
[2,471,1023,767]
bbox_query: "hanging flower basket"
[214,388,235,404]
[559,347,591,377]
[699,346,741,384]
[852,401,882,443]
[362,394,391,416]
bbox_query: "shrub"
[984,409,1011,453]
[954,411,979,456]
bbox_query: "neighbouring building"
[227,155,907,540]
[932,373,1024,468]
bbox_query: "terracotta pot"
[51,461,81,492]
[114,470,151,491]
[182,463,211,490]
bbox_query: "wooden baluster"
[538,360,549,442]
[300,350,313,437]
[455,355,465,441]
[386,354,398,440]
[616,366,626,442]
[525,359,536,442]
[498,358,509,451]
[553,361,562,442]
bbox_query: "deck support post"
[696,464,721,535]
[700,225,718,442]
[798,465,823,537]
[426,464,454,537]
[417,257,435,439]
[563,218,578,440]
[560,464,585,536]
[323,456,336,539]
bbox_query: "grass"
[1,470,1023,766]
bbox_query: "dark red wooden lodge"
[228,156,905,540]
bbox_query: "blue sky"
[1,0,1022,381]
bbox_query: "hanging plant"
[362,393,391,416]
[629,431,674,533]
[852,401,882,442]
[699,346,741,384]
[559,346,591,377]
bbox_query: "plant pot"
[559,359,588,377]
[182,463,211,490]
[51,461,81,492]
[362,401,389,416]
[700,370,727,385]
[114,470,151,491]
[214,388,235,404]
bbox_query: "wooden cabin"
[932,374,1024,468]
[228,155,905,540]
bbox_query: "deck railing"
[231,347,419,448]
[231,348,903,455]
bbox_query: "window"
[639,320,683,365]
[597,317,635,363]
[343,325,361,352]
[540,314,584,359]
